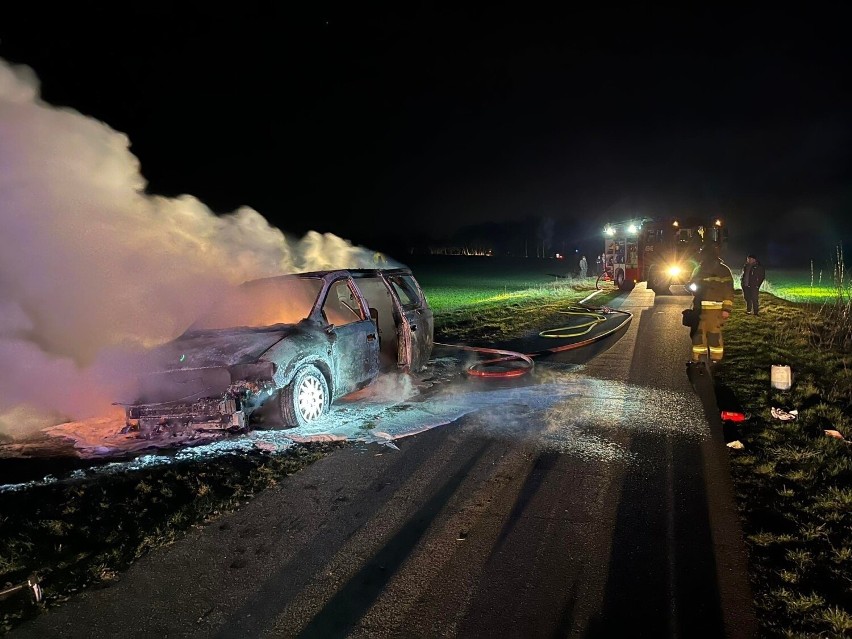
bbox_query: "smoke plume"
[0,59,394,436]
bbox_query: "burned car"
[123,268,433,432]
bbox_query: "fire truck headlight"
[667,265,682,277]
[688,282,698,292]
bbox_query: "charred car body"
[123,268,433,432]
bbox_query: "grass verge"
[717,292,852,638]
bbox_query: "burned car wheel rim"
[278,364,329,428]
[297,376,325,422]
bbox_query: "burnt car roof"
[243,267,415,285]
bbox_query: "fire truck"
[598,216,728,293]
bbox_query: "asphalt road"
[12,284,758,638]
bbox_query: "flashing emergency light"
[667,265,683,277]
[627,223,638,234]
[604,226,615,236]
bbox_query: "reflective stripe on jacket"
[691,258,735,313]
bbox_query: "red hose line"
[435,304,632,378]
[433,343,535,378]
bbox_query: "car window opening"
[322,280,365,327]
[190,276,323,331]
[387,274,422,309]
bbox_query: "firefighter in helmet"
[687,242,735,366]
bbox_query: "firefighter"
[688,243,735,366]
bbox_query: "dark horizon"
[1,3,850,268]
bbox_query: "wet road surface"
[11,284,757,638]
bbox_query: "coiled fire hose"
[435,304,632,378]
[432,343,535,379]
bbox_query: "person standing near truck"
[578,255,588,278]
[740,254,765,315]
[688,244,735,366]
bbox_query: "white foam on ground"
[0,361,709,492]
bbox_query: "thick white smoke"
[0,59,394,437]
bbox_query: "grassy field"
[1,258,850,637]
[404,255,584,311]
[763,267,850,304]
[410,257,847,307]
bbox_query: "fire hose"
[435,304,632,379]
[432,343,535,379]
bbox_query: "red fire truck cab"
[599,216,728,293]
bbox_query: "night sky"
[1,2,851,265]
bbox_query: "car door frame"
[319,275,380,398]
[380,271,433,373]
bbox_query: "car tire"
[278,364,329,428]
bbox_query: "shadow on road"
[215,439,491,639]
[585,431,725,638]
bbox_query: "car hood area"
[141,326,297,373]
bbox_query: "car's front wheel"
[278,364,329,428]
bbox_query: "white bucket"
[771,365,792,390]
